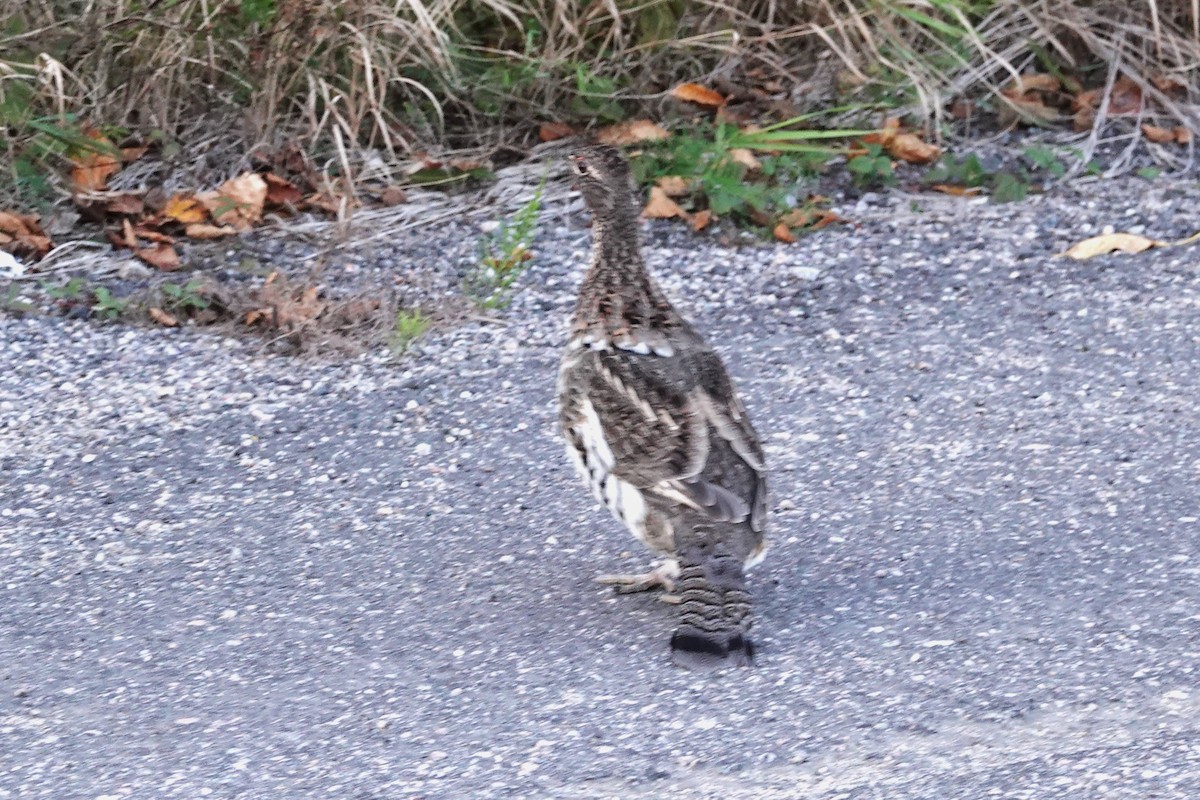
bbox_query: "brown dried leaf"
[655,176,692,197]
[0,211,38,237]
[596,119,670,146]
[198,172,268,231]
[264,173,302,207]
[120,218,138,249]
[669,82,726,108]
[1073,105,1096,132]
[184,223,238,239]
[1109,77,1143,115]
[779,207,846,231]
[949,100,976,120]
[728,148,762,170]
[691,209,712,231]
[120,146,148,163]
[1072,89,1101,112]
[642,186,688,220]
[1008,73,1061,94]
[772,222,796,243]
[930,184,983,197]
[303,192,344,215]
[136,243,181,271]
[886,133,940,164]
[1142,124,1177,144]
[133,226,175,245]
[0,211,52,259]
[148,307,179,327]
[70,130,120,193]
[999,93,1059,126]
[103,193,145,216]
[1176,127,1193,144]
[379,185,408,206]
[164,194,207,224]
[1062,233,1163,260]
[1152,74,1187,96]
[538,122,575,142]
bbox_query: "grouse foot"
[596,560,680,595]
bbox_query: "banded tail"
[669,546,754,669]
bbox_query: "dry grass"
[2,0,1198,196]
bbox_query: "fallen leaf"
[136,243,181,271]
[691,209,712,231]
[0,211,52,258]
[148,307,179,327]
[0,211,41,237]
[1073,105,1096,132]
[887,133,940,164]
[303,192,345,215]
[1142,124,1177,144]
[69,130,120,193]
[1152,74,1187,95]
[655,176,693,197]
[1176,127,1193,144]
[642,186,688,220]
[120,146,148,163]
[120,218,138,249]
[949,99,976,119]
[670,82,726,108]
[1062,232,1163,260]
[728,148,762,170]
[264,173,302,206]
[538,122,576,142]
[184,223,238,239]
[772,222,796,243]
[378,185,408,206]
[1108,77,1143,115]
[103,193,145,215]
[1071,89,1101,112]
[164,194,207,224]
[999,93,1059,127]
[930,184,983,197]
[133,226,175,245]
[197,172,268,231]
[1009,73,1061,94]
[779,207,847,230]
[596,119,670,146]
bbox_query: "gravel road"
[3,176,1200,798]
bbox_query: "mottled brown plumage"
[556,143,768,669]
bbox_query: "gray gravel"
[3,175,1200,798]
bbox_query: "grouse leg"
[596,559,680,597]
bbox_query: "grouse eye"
[572,158,589,177]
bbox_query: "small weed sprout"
[472,181,543,308]
[389,308,431,354]
[91,286,127,320]
[160,279,210,311]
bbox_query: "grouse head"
[567,143,637,221]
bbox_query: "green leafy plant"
[848,142,895,187]
[160,279,210,311]
[924,153,990,188]
[389,308,430,354]
[0,284,35,315]
[569,63,624,122]
[471,181,542,308]
[633,116,870,231]
[91,286,127,320]
[42,277,88,301]
[923,146,1067,203]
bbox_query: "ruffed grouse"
[556,143,768,669]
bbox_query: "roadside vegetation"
[2,0,1198,345]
